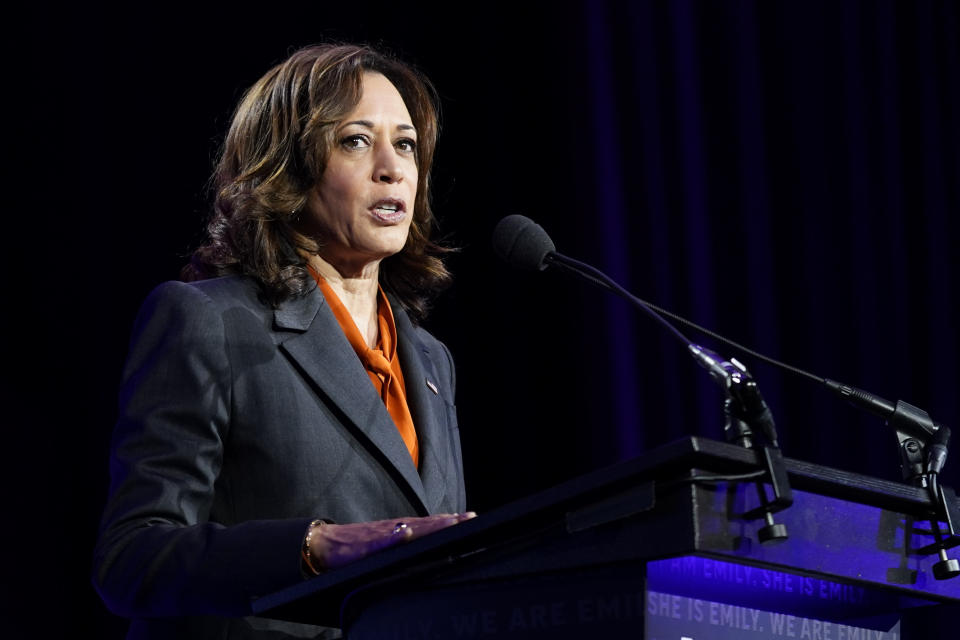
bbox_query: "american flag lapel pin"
[425,379,439,395]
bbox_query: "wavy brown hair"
[182,43,451,320]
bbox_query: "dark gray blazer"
[93,276,466,639]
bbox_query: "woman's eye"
[341,134,370,150]
[395,138,417,153]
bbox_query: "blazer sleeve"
[92,281,313,618]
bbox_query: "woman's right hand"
[305,512,476,571]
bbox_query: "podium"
[253,437,960,638]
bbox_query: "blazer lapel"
[274,289,430,515]
[394,306,457,514]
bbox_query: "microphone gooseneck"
[493,215,791,543]
[491,214,777,442]
[490,215,949,477]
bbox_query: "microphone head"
[491,215,556,271]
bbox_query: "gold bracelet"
[302,519,324,576]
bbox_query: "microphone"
[491,215,949,479]
[491,214,555,271]
[494,215,792,543]
[492,214,778,447]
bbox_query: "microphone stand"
[544,252,793,544]
[494,213,957,575]
[542,250,959,577]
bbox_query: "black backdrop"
[11,1,958,635]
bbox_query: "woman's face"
[305,72,418,276]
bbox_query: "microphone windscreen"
[491,215,556,271]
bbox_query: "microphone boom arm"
[545,252,793,541]
[495,215,955,570]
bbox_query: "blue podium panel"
[646,557,906,640]
[686,480,960,603]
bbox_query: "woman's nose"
[374,147,404,183]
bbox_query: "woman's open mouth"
[369,199,407,223]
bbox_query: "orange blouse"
[310,271,419,468]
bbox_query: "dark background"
[9,0,958,635]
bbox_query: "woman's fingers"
[399,512,477,541]
[309,512,477,570]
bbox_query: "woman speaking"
[93,44,472,639]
